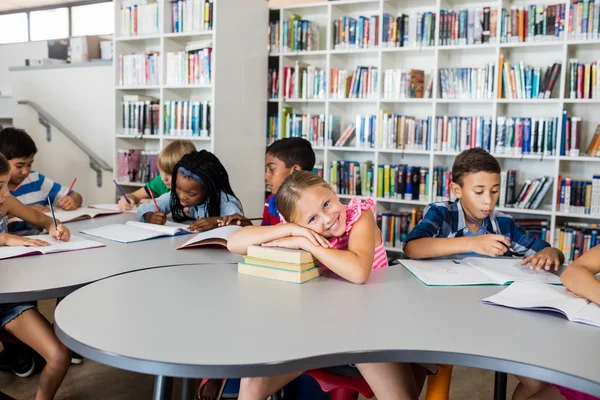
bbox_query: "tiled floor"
[0,300,518,399]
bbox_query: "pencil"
[67,178,77,194]
[149,190,159,212]
[465,214,515,256]
[47,195,58,230]
[113,180,131,204]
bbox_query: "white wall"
[10,64,114,204]
[0,41,48,95]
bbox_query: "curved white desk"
[0,214,241,302]
[55,264,600,399]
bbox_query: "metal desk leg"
[181,378,194,400]
[494,372,507,400]
[154,375,173,400]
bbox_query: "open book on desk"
[89,204,138,214]
[177,225,242,249]
[80,221,193,244]
[0,235,105,260]
[483,282,600,328]
[9,207,122,224]
[400,257,562,286]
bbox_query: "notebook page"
[35,235,105,254]
[89,204,138,214]
[180,225,242,247]
[400,259,495,285]
[572,302,600,328]
[126,221,191,235]
[81,224,167,243]
[0,246,38,260]
[464,257,562,285]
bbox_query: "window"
[0,13,28,44]
[30,7,68,41]
[71,2,113,37]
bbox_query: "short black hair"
[266,137,315,171]
[452,148,501,186]
[0,128,38,160]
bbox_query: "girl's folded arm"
[227,224,293,255]
[560,245,600,305]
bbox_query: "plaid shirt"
[403,199,550,257]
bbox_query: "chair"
[425,364,453,400]
[303,369,375,400]
[0,331,36,378]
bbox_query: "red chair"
[304,369,375,400]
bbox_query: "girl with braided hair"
[137,150,243,232]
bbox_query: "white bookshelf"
[268,0,600,253]
[113,0,268,216]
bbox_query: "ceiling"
[0,0,90,13]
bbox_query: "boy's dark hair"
[0,153,10,175]
[452,148,501,186]
[0,128,38,160]
[170,150,241,222]
[266,138,315,171]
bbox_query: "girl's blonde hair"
[276,171,330,222]
[157,140,196,174]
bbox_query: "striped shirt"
[10,171,71,206]
[403,199,550,257]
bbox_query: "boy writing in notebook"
[404,148,564,268]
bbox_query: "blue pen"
[47,195,58,230]
[465,214,515,256]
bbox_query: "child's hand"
[58,195,78,210]
[145,212,167,225]
[565,288,581,298]
[471,234,512,257]
[118,196,135,211]
[289,224,332,248]
[262,236,313,251]
[521,247,562,271]
[49,224,70,242]
[189,217,220,232]
[217,214,252,227]
[4,234,50,247]
[30,204,50,213]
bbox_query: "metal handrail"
[18,100,112,187]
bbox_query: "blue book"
[560,179,566,209]
[560,109,568,156]
[525,69,533,99]
[523,118,532,154]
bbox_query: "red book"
[577,64,584,98]
[544,63,562,98]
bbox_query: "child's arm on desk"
[404,235,511,259]
[4,196,70,241]
[227,223,330,255]
[560,245,600,305]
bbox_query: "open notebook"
[89,204,138,214]
[177,225,242,249]
[48,207,121,222]
[0,235,105,260]
[80,221,193,244]
[483,282,600,328]
[400,257,562,286]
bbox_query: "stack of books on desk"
[238,245,321,283]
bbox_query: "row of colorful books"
[170,0,213,34]
[555,223,600,263]
[377,165,429,201]
[496,116,559,156]
[330,67,379,100]
[379,114,431,151]
[282,63,326,100]
[165,46,212,86]
[117,149,159,184]
[438,65,495,100]
[278,111,326,147]
[119,1,159,37]
[121,95,160,136]
[118,52,160,87]
[281,16,318,53]
[163,101,211,137]
[499,4,566,44]
[439,7,497,46]
[569,0,600,40]
[381,69,427,99]
[499,170,553,210]
[378,209,424,248]
[498,56,561,99]
[330,161,374,197]
[568,59,600,99]
[381,12,436,48]
[515,219,551,242]
[333,15,379,50]
[432,116,493,153]
[558,176,600,215]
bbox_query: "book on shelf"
[0,235,105,261]
[558,176,600,215]
[432,116,492,153]
[482,282,600,328]
[432,167,453,202]
[496,116,558,156]
[500,4,566,43]
[282,15,319,52]
[438,64,495,99]
[499,169,517,207]
[500,170,553,209]
[269,20,281,54]
[333,15,379,50]
[330,161,374,197]
[238,245,321,284]
[282,62,326,100]
[401,257,562,286]
[163,100,211,137]
[568,59,600,99]
[377,165,429,202]
[559,110,583,157]
[166,46,212,85]
[177,225,242,249]
[281,109,325,147]
[378,209,424,248]
[555,223,600,263]
[266,114,279,144]
[313,163,324,178]
[117,149,158,184]
[268,68,278,99]
[514,218,551,242]
[585,124,600,157]
[81,221,194,244]
[122,95,160,136]
[120,0,159,37]
[118,52,160,86]
[329,114,376,149]
[569,0,600,40]
[382,69,427,99]
[439,7,497,46]
[330,66,379,99]
[382,12,436,48]
[170,0,213,34]
[499,57,561,99]
[378,113,431,151]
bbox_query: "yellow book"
[585,64,591,99]
[243,256,316,272]
[559,230,565,252]
[498,52,504,98]
[384,164,391,198]
[247,245,316,264]
[592,63,597,99]
[238,263,321,284]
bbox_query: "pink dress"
[328,198,388,269]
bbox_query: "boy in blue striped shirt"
[404,148,564,270]
[0,128,83,213]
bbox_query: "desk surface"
[0,213,240,302]
[55,264,600,397]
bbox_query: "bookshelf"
[268,0,600,254]
[113,0,268,216]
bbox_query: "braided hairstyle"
[170,150,240,222]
